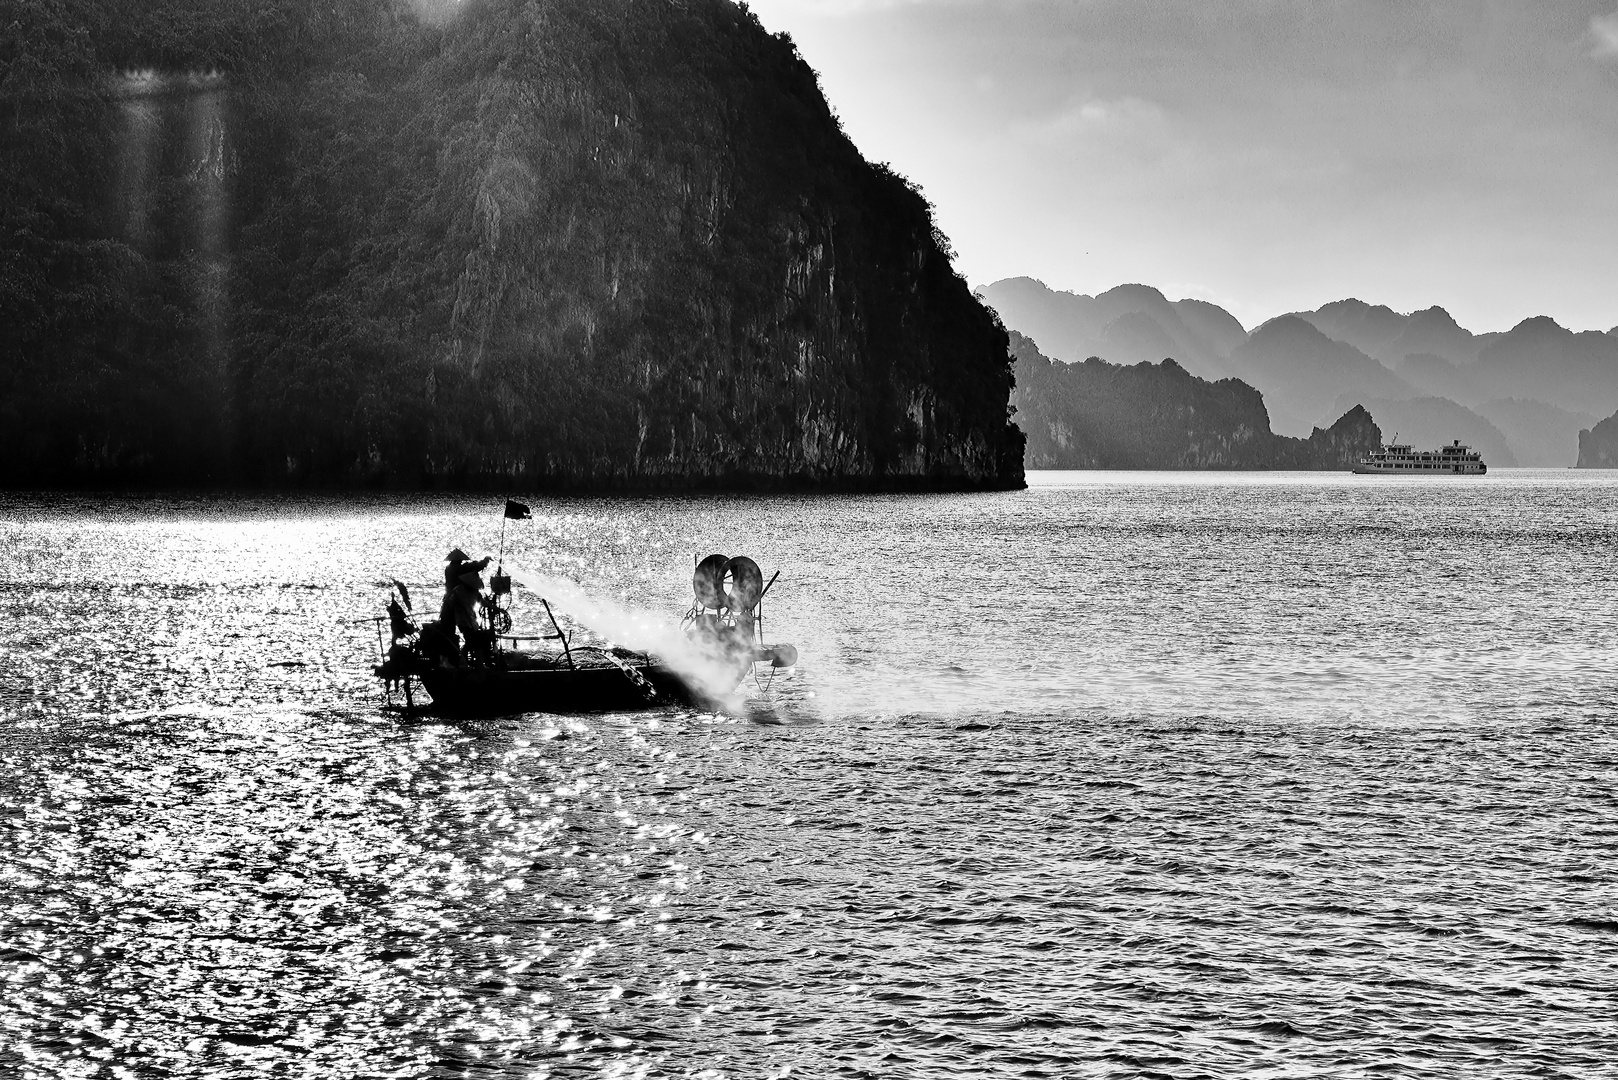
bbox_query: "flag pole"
[495,497,530,572]
[497,493,509,570]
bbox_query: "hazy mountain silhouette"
[1389,307,1481,366]
[1228,316,1414,437]
[1298,300,1480,366]
[1097,311,1178,372]
[1295,306,1618,420]
[1009,332,1378,469]
[1576,409,1618,468]
[1472,398,1596,467]
[1393,353,1484,405]
[977,278,1241,381]
[1173,298,1251,359]
[1297,299,1410,361]
[1331,395,1518,468]
[1473,317,1618,417]
[986,280,1615,467]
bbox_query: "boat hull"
[418,663,704,717]
[1352,463,1486,474]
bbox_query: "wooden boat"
[370,551,795,718]
[418,658,696,715]
[406,644,768,717]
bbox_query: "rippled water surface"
[3,471,1617,1078]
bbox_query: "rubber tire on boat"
[724,556,764,613]
[694,554,729,609]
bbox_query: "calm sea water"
[2,471,1616,1078]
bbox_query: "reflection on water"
[2,473,1617,1076]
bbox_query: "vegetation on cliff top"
[1,0,1023,489]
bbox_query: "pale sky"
[749,0,1618,332]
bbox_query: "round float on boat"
[694,553,728,608]
[723,556,764,612]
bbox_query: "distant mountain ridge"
[979,277,1617,467]
[1229,316,1415,436]
[1291,302,1618,419]
[1008,332,1379,469]
[1297,299,1484,366]
[978,278,1241,382]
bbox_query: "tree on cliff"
[0,0,1023,489]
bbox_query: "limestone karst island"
[11,1,1618,489]
[2,0,1023,491]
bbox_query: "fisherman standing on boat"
[441,548,490,622]
[430,548,491,664]
[450,565,496,664]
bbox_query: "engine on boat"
[684,554,796,669]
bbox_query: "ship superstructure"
[1353,439,1486,475]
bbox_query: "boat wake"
[498,561,772,705]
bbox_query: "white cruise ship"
[1354,439,1486,475]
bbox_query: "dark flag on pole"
[504,499,531,520]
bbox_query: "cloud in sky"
[751,0,1618,332]
[1011,96,1169,155]
[1592,10,1618,55]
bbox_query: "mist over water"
[498,561,766,702]
[3,472,1617,1077]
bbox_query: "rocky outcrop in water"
[1328,395,1518,468]
[1576,410,1618,468]
[1008,333,1379,469]
[1,0,1023,490]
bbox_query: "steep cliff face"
[1009,333,1378,469]
[1576,410,1618,468]
[1,0,1023,489]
